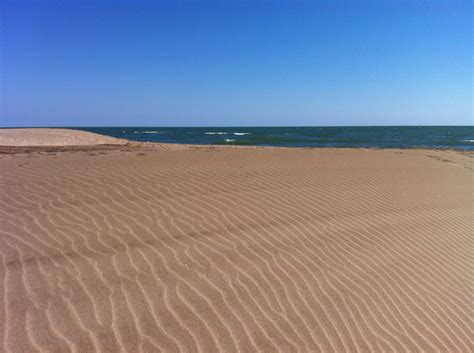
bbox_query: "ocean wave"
[464,139,474,143]
[205,132,228,135]
[224,139,235,142]
[134,130,160,134]
[233,132,251,136]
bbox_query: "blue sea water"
[78,126,474,150]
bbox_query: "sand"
[0,128,128,146]
[0,129,472,353]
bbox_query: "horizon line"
[1,125,473,129]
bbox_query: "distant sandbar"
[0,128,128,146]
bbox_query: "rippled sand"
[0,141,472,352]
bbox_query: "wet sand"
[0,129,472,352]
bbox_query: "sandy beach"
[0,129,472,353]
[0,128,129,147]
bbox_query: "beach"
[0,129,472,353]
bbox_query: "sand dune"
[0,128,127,146]
[0,142,472,352]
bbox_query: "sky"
[1,0,472,127]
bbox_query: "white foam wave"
[134,130,160,134]
[464,139,474,143]
[233,132,251,136]
[205,132,228,135]
[224,139,235,142]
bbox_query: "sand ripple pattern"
[0,148,472,353]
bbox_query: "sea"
[78,126,474,150]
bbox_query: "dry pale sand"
[0,131,472,353]
[0,128,128,146]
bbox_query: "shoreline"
[1,138,473,155]
[0,127,472,153]
[1,128,472,173]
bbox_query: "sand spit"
[0,134,472,352]
[0,128,128,146]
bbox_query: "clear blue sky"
[1,0,472,127]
